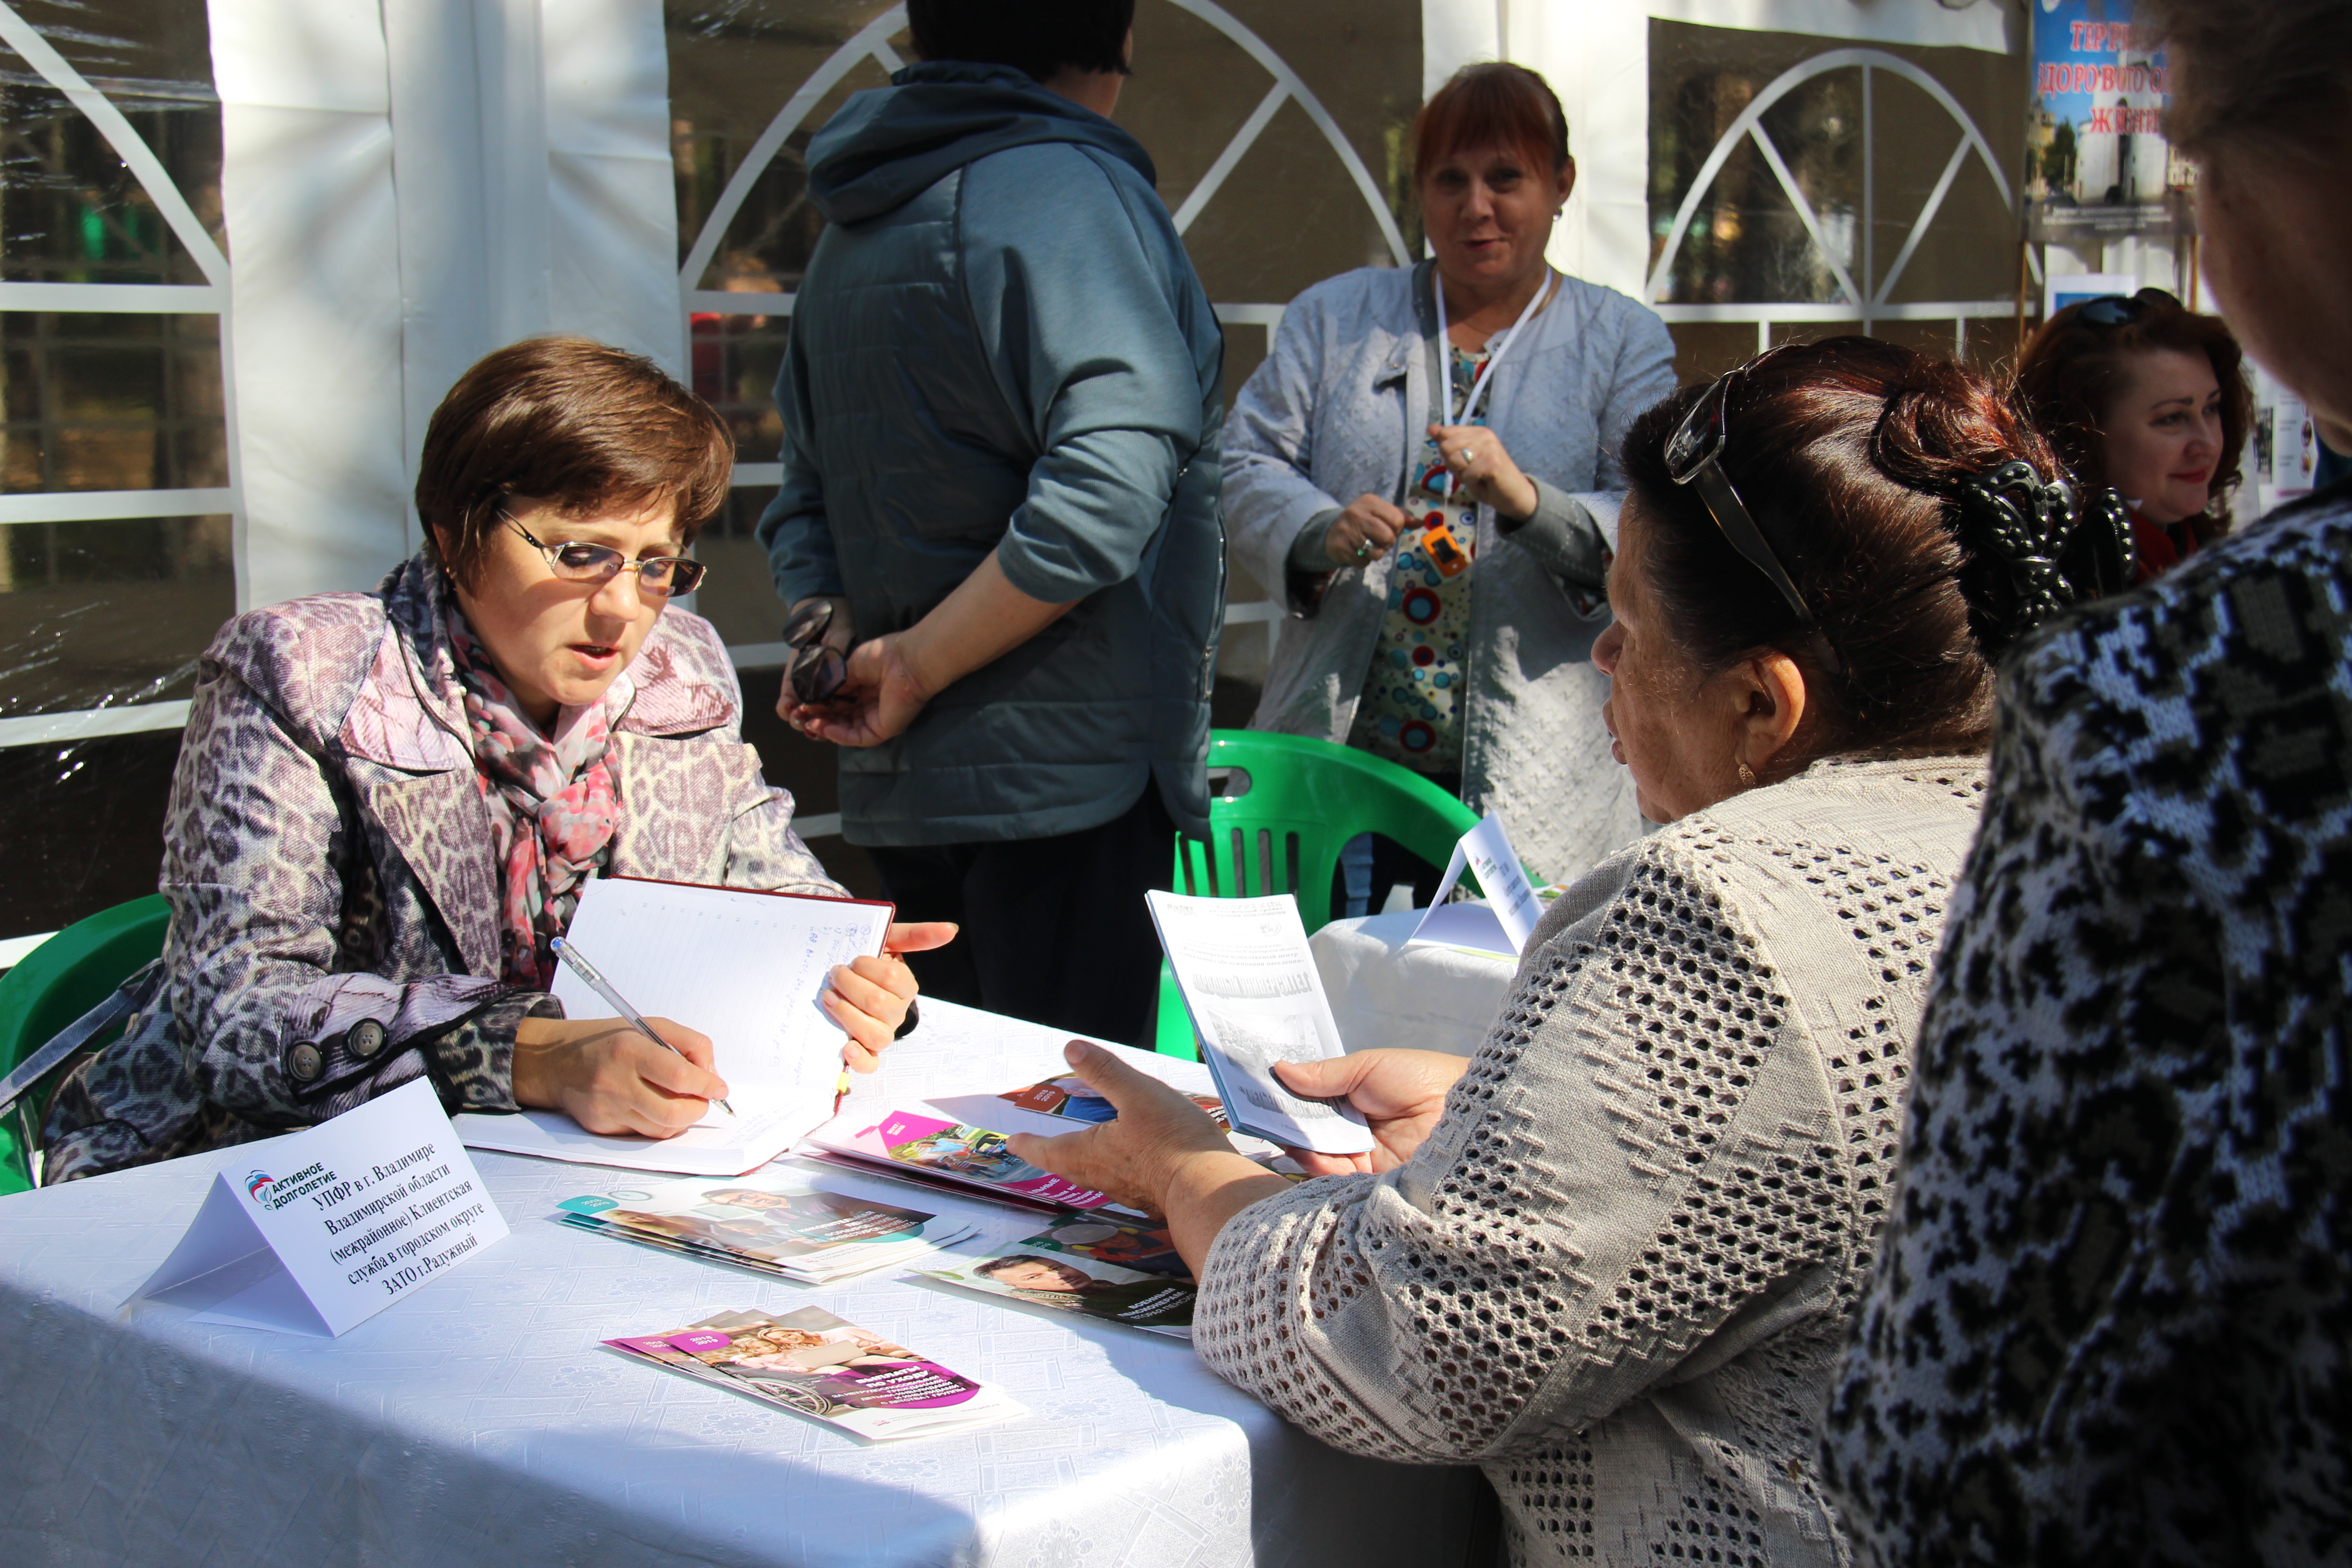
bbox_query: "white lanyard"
[1434,266,1555,429]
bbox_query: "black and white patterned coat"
[1823,485,2352,1564]
[42,555,840,1182]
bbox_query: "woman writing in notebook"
[40,338,950,1182]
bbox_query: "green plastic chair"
[0,895,169,1196]
[1153,730,1481,1056]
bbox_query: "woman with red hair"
[2014,286,2253,580]
[1223,63,1676,896]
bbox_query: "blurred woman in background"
[2016,286,2253,580]
[1222,62,1676,901]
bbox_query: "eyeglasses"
[505,516,707,597]
[1663,349,1812,625]
[782,596,848,706]
[2074,287,2180,328]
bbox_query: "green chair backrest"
[1155,731,1480,1055]
[0,895,169,1196]
[1177,730,1481,932]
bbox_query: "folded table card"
[130,1077,508,1338]
[1408,812,1543,958]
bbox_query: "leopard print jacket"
[1823,482,2352,1564]
[42,555,840,1182]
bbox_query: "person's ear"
[1554,156,1577,211]
[1736,649,1808,778]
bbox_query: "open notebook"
[452,876,893,1176]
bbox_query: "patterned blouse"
[1349,344,1490,775]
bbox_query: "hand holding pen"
[549,936,735,1117]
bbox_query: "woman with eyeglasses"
[1001,339,2129,1566]
[2016,286,2254,581]
[40,338,950,1182]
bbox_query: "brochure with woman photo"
[920,1241,1198,1340]
[605,1306,1025,1442]
[557,1171,974,1284]
[802,1107,1119,1211]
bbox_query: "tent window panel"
[689,485,784,650]
[1,311,225,494]
[691,311,789,466]
[0,512,231,718]
[0,78,220,286]
[668,0,900,293]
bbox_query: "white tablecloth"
[1309,911,1519,1058]
[0,1001,1481,1568]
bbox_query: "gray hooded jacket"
[759,62,1225,847]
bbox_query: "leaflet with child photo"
[605,1305,1024,1442]
[556,1171,972,1284]
[920,1240,1198,1339]
[1145,891,1376,1155]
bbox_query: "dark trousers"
[864,787,1175,1049]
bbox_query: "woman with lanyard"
[1223,62,1676,903]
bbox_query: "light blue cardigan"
[1222,260,1676,883]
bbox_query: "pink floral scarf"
[446,610,619,988]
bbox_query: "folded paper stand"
[132,1078,508,1337]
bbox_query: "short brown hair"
[415,336,732,586]
[1621,340,2108,762]
[2015,289,2252,529]
[1412,63,1570,185]
[2140,0,2352,157]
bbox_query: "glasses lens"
[782,597,834,648]
[548,542,624,578]
[789,644,847,704]
[2078,296,2139,327]
[652,557,706,595]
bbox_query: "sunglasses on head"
[782,596,848,706]
[2074,287,2180,328]
[1663,346,1813,625]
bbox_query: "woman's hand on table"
[1428,423,1539,521]
[824,920,959,1072]
[1323,494,1412,567]
[1273,1049,1469,1176]
[512,1015,727,1138]
[1006,1040,1294,1277]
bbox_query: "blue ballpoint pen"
[549,936,735,1116]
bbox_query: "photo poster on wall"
[2026,0,2184,244]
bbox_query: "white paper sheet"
[1410,813,1541,957]
[1145,892,1374,1156]
[453,877,893,1174]
[133,1078,507,1336]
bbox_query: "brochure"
[607,1306,1024,1441]
[999,1073,1229,1129]
[557,1171,972,1284]
[1021,1213,1191,1279]
[1144,891,1377,1155]
[921,1241,1198,1339]
[803,1107,1120,1212]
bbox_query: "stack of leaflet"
[556,1171,973,1285]
[607,1306,1024,1442]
